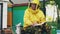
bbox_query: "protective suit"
[46,1,58,22]
[23,0,46,28]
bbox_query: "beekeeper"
[23,0,46,29]
[46,0,58,22]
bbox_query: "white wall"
[0,0,9,1]
[11,0,45,4]
[2,2,7,28]
[11,0,29,4]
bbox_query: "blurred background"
[0,0,60,34]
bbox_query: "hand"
[33,22,37,25]
[39,22,45,25]
[31,21,37,26]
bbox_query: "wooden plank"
[7,12,12,27]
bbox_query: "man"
[23,0,46,34]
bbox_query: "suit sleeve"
[23,9,32,28]
[39,10,46,23]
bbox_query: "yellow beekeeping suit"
[23,0,46,28]
[23,8,46,28]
